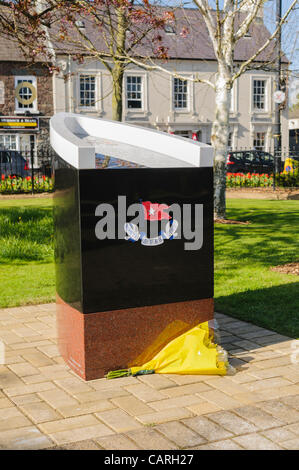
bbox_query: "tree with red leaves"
[0,0,173,121]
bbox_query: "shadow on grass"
[215,282,299,339]
[0,206,53,223]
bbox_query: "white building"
[14,6,290,154]
[54,57,289,153]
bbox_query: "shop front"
[0,117,39,166]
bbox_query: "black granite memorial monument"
[51,113,214,380]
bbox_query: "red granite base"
[56,295,214,380]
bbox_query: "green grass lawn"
[0,197,55,307]
[215,199,299,338]
[0,196,298,337]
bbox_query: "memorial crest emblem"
[124,201,178,247]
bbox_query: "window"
[0,134,17,150]
[164,25,176,35]
[253,79,266,110]
[126,76,142,109]
[75,20,85,29]
[258,152,272,164]
[0,133,37,165]
[15,76,37,112]
[79,75,96,108]
[253,132,265,151]
[244,151,259,164]
[173,78,188,110]
[174,130,190,139]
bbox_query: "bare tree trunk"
[212,68,231,219]
[110,6,127,122]
[112,64,124,122]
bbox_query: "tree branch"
[232,0,298,82]
[119,53,216,89]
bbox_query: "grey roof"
[0,35,29,62]
[0,6,288,64]
[0,6,48,62]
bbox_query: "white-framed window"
[253,132,265,151]
[126,75,143,109]
[0,134,37,164]
[173,78,188,110]
[79,74,96,108]
[0,134,36,152]
[253,79,266,111]
[15,76,37,113]
[0,134,17,150]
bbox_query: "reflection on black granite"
[96,153,146,169]
[53,156,82,311]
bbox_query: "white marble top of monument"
[50,113,214,170]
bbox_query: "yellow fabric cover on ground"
[130,322,227,376]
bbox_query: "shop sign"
[0,117,39,130]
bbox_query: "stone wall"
[0,61,53,160]
[0,61,53,116]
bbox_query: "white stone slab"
[50,113,214,170]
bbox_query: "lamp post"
[273,0,282,190]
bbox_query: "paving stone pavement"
[0,304,298,450]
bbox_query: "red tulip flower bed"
[226,172,273,188]
[227,171,299,188]
[0,175,54,194]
